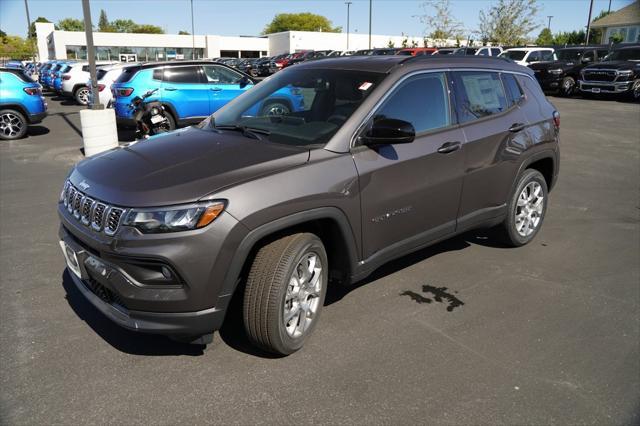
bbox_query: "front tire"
[560,76,575,97]
[500,169,548,247]
[243,233,328,355]
[260,101,291,116]
[0,109,28,140]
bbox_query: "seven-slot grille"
[61,180,126,236]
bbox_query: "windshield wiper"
[213,124,271,140]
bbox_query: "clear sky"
[0,0,635,39]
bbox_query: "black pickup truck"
[529,46,610,96]
[578,45,640,100]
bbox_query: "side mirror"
[239,76,252,89]
[360,118,415,145]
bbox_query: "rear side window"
[62,66,72,73]
[491,48,501,56]
[82,65,89,72]
[502,73,524,106]
[115,66,141,83]
[96,69,108,80]
[163,66,202,84]
[477,48,490,56]
[374,72,450,133]
[453,71,508,123]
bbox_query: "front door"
[202,64,253,113]
[352,72,465,259]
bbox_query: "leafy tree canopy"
[58,18,85,32]
[263,13,341,34]
[0,34,35,60]
[535,28,553,45]
[478,0,540,45]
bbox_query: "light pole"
[81,0,102,110]
[190,0,196,59]
[547,15,553,30]
[368,0,372,49]
[345,1,352,51]
[585,0,594,45]
[23,0,36,64]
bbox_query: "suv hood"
[529,60,583,69]
[584,60,638,70]
[70,126,310,207]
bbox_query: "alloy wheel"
[0,113,24,138]
[283,252,323,338]
[515,181,544,237]
[77,88,90,105]
[266,104,290,116]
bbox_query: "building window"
[64,45,203,61]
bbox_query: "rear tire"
[260,101,291,116]
[0,109,28,140]
[74,86,90,105]
[500,169,548,247]
[243,233,328,355]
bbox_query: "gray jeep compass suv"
[58,56,560,355]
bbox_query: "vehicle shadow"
[61,270,206,356]
[27,125,50,137]
[325,227,508,306]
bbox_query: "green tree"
[58,18,85,32]
[0,34,35,59]
[178,30,190,35]
[416,0,463,44]
[0,29,6,38]
[262,13,341,34]
[553,30,585,45]
[401,36,409,48]
[98,9,113,32]
[387,39,395,48]
[536,28,553,45]
[28,17,55,38]
[478,0,540,45]
[111,19,137,33]
[411,39,419,47]
[589,10,612,44]
[134,24,164,34]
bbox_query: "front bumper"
[58,197,249,337]
[534,75,562,91]
[578,80,633,94]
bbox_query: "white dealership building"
[35,22,468,61]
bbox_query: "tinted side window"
[583,50,595,61]
[454,71,508,123]
[478,48,490,56]
[540,50,555,61]
[374,73,450,133]
[203,65,242,84]
[115,66,141,83]
[502,73,524,106]
[528,51,540,62]
[491,48,501,56]
[596,49,609,59]
[164,66,202,84]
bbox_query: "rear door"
[352,72,465,259]
[202,64,252,113]
[452,71,531,227]
[160,65,208,120]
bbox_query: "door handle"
[509,123,526,132]
[437,141,461,154]
[164,87,177,91]
[210,87,222,92]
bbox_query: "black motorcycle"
[130,88,174,139]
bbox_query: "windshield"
[204,67,386,147]
[500,50,527,60]
[556,49,584,61]
[604,48,640,61]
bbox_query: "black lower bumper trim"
[67,271,226,337]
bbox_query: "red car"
[397,48,438,56]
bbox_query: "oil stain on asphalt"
[400,285,465,312]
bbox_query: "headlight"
[123,201,225,233]
[548,69,563,74]
[617,70,633,76]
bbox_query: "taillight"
[117,87,134,97]
[23,87,40,95]
[98,84,105,92]
[553,110,560,129]
[62,74,71,80]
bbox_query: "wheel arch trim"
[218,207,360,298]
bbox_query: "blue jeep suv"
[111,60,305,129]
[0,67,47,140]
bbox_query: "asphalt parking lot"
[1,93,638,425]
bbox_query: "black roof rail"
[400,54,515,65]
